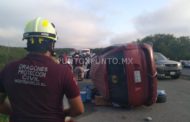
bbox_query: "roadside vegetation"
[0,46,26,69]
[139,34,190,61]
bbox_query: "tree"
[139,34,190,60]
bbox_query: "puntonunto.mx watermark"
[59,57,134,65]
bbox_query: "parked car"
[154,52,182,79]
[180,60,190,68]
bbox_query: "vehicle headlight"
[177,63,182,68]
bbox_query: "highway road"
[75,78,190,122]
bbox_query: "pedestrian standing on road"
[0,17,84,122]
[73,55,85,81]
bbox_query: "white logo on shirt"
[14,64,48,86]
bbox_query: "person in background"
[59,53,72,70]
[59,53,68,64]
[0,17,84,122]
[73,55,85,81]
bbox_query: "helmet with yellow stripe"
[23,17,57,54]
[23,17,57,41]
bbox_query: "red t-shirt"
[0,54,80,122]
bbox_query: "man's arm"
[64,96,84,117]
[0,68,12,115]
[0,93,12,115]
[63,66,84,117]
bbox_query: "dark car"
[180,60,190,68]
[154,52,182,79]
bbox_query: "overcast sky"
[0,0,190,48]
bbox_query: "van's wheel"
[157,95,167,103]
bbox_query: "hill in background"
[0,46,27,69]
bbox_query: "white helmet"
[23,17,57,41]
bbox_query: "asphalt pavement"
[74,78,190,122]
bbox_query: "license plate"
[170,72,176,75]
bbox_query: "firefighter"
[0,17,84,122]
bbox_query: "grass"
[0,46,26,69]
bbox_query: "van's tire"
[156,95,167,103]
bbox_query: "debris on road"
[157,90,167,103]
[144,116,153,121]
[94,95,112,106]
